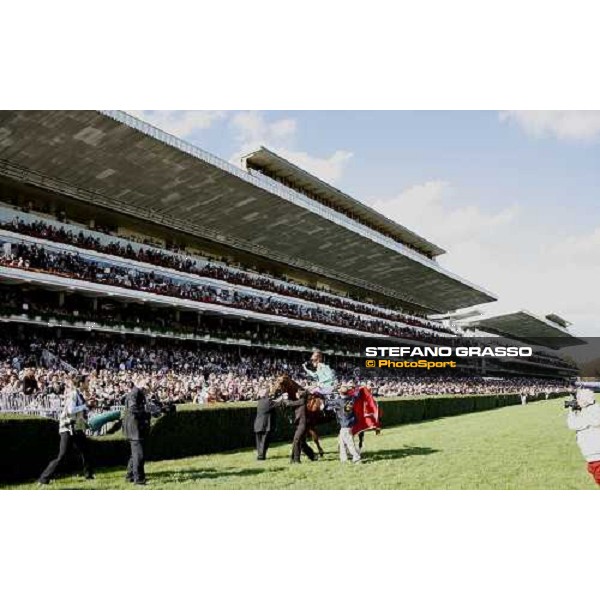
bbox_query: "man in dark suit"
[254,394,282,460]
[284,391,316,464]
[123,376,151,485]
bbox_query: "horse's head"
[306,395,324,413]
[270,373,302,398]
[269,374,289,397]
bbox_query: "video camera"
[565,383,600,410]
[564,395,580,411]
[147,399,176,417]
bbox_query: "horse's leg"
[309,428,325,457]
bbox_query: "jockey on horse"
[301,351,338,456]
[302,351,337,407]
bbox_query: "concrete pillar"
[175,310,180,323]
[92,297,98,311]
[58,292,65,307]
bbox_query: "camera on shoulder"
[564,396,580,411]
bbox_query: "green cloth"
[88,410,122,432]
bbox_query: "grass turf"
[3,396,597,490]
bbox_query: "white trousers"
[339,427,361,462]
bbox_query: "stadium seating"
[0,327,568,411]
[0,203,454,334]
[0,237,453,343]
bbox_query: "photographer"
[123,376,151,485]
[38,374,95,485]
[566,388,600,486]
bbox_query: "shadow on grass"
[24,466,285,489]
[148,466,286,483]
[365,446,439,462]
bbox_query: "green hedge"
[0,392,564,483]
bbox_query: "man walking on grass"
[123,375,151,485]
[254,391,283,460]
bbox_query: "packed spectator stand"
[0,203,576,425]
[0,332,569,420]
[0,284,576,372]
[0,206,454,335]
[0,288,373,355]
[0,238,452,344]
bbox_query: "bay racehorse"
[270,374,335,458]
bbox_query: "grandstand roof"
[0,110,496,313]
[242,147,445,258]
[467,311,586,349]
[429,308,483,321]
[546,313,571,328]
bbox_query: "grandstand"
[464,310,587,350]
[465,311,585,350]
[457,311,583,381]
[0,110,580,414]
[0,110,495,313]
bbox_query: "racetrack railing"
[0,392,124,435]
[0,391,62,418]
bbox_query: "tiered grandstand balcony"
[0,204,456,342]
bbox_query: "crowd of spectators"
[0,336,324,408]
[0,287,371,354]
[373,376,566,398]
[0,241,450,344]
[0,213,453,334]
[0,283,576,378]
[0,333,570,417]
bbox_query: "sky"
[129,110,600,337]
